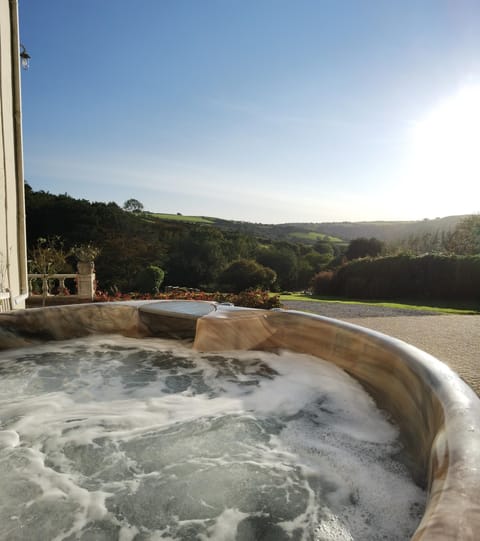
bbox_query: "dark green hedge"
[321,254,480,300]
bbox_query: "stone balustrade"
[28,269,95,301]
[28,273,77,296]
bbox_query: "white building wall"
[0,0,28,310]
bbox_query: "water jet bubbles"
[0,335,426,540]
[0,430,19,448]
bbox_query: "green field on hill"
[288,231,344,243]
[150,213,215,224]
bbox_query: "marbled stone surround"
[0,301,479,540]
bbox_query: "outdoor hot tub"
[0,300,479,540]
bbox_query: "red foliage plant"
[94,288,282,310]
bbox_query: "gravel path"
[281,300,441,319]
[282,300,480,395]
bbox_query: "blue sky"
[19,0,480,223]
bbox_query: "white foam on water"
[0,335,426,540]
[198,508,252,541]
[0,429,19,448]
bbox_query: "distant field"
[288,231,344,243]
[151,213,215,224]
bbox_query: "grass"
[278,293,480,315]
[288,231,344,243]
[150,213,215,224]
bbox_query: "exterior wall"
[0,0,28,310]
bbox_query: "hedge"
[312,254,480,301]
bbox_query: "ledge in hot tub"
[0,300,253,348]
[0,300,219,348]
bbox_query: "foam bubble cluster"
[0,336,425,540]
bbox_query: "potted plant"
[72,244,101,274]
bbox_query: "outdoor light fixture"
[20,44,30,70]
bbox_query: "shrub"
[345,237,385,260]
[227,289,281,309]
[218,259,276,293]
[94,288,281,309]
[311,271,334,295]
[134,265,165,294]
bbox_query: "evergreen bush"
[218,259,276,293]
[311,271,334,295]
[135,265,165,294]
[329,254,480,301]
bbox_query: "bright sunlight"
[404,85,480,216]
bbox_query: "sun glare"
[405,85,480,215]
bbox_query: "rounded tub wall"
[193,307,480,541]
[194,309,443,480]
[0,304,148,348]
[0,301,203,349]
[194,312,444,466]
[0,300,479,540]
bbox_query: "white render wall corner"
[0,0,28,310]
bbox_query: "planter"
[77,261,95,274]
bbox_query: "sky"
[18,0,480,223]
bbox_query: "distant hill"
[27,181,466,249]
[278,215,465,242]
[24,184,472,294]
[152,213,466,244]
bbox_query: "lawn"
[278,293,480,315]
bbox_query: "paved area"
[283,300,480,395]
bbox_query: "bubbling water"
[0,336,425,540]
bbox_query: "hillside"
[280,216,465,242]
[152,214,465,244]
[25,185,475,297]
[27,184,466,247]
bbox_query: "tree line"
[26,184,479,302]
[25,185,338,294]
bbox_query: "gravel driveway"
[281,300,441,318]
[282,300,480,395]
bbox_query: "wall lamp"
[20,44,31,70]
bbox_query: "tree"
[218,259,276,293]
[123,198,144,213]
[28,237,71,306]
[256,244,298,290]
[345,237,384,260]
[165,227,227,288]
[96,234,165,292]
[310,241,335,269]
[445,215,480,255]
[313,239,335,258]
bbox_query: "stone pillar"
[77,261,95,300]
